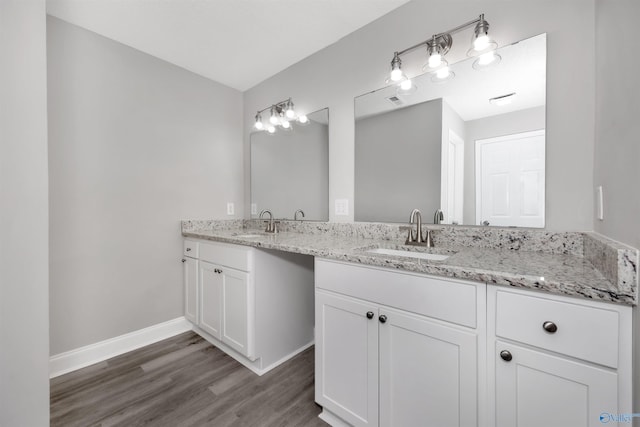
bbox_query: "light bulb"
[428,53,442,69]
[254,113,263,130]
[478,51,496,65]
[297,115,308,124]
[390,68,403,82]
[281,120,291,129]
[266,125,276,134]
[473,34,490,51]
[436,67,450,79]
[400,79,412,90]
[269,106,279,125]
[285,100,295,119]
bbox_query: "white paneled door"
[475,130,545,227]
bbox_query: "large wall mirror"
[355,33,546,227]
[250,108,329,221]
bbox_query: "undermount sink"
[366,247,451,261]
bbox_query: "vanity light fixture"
[386,13,499,88]
[253,98,307,133]
[489,92,516,106]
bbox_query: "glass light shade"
[472,51,501,70]
[390,67,404,82]
[428,52,442,69]
[269,107,279,125]
[281,120,291,129]
[467,34,498,57]
[297,115,309,125]
[266,124,276,134]
[254,113,264,130]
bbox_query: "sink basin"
[366,247,450,261]
[233,234,264,238]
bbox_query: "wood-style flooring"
[50,331,327,426]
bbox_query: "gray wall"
[463,106,546,225]
[0,1,50,425]
[250,120,329,220]
[47,17,243,354]
[243,0,595,232]
[355,99,442,222]
[593,0,640,250]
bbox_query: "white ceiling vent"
[386,96,404,106]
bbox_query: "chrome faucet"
[433,208,444,225]
[405,209,433,247]
[294,209,305,221]
[259,209,278,233]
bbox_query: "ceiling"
[46,0,410,92]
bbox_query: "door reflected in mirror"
[250,108,329,221]
[354,33,546,227]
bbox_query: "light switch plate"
[596,186,604,220]
[251,203,257,215]
[335,199,349,216]
[227,202,234,216]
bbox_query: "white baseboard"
[49,317,193,378]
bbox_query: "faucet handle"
[423,229,434,247]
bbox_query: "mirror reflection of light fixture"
[386,13,499,88]
[396,78,418,96]
[253,98,307,133]
[489,92,516,106]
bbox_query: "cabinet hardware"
[379,315,387,324]
[366,311,374,319]
[542,321,558,333]
[500,350,513,362]
[186,247,191,252]
[181,259,186,263]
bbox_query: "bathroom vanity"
[182,220,637,427]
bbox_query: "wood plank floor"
[50,332,328,426]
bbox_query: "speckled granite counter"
[182,221,638,306]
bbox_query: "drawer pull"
[181,259,186,263]
[366,311,374,319]
[500,350,513,362]
[379,315,387,324]
[542,321,558,333]
[186,247,192,252]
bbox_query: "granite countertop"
[182,227,636,306]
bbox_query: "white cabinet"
[183,239,315,375]
[488,287,632,427]
[494,341,617,427]
[379,307,478,427]
[315,259,484,427]
[315,291,379,427]
[199,260,251,355]
[183,256,198,324]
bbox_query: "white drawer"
[315,259,479,328]
[198,241,253,272]
[183,239,199,258]
[495,290,619,368]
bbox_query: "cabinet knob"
[366,311,374,319]
[379,315,387,324]
[186,247,191,252]
[181,259,186,263]
[542,321,558,333]
[500,350,513,362]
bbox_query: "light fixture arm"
[255,98,293,116]
[393,14,486,59]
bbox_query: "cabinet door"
[199,261,222,339]
[379,308,478,427]
[315,291,379,427]
[183,257,198,324]
[221,267,251,357]
[495,341,618,427]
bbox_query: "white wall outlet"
[335,199,349,216]
[596,186,604,220]
[251,203,257,215]
[227,202,235,216]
